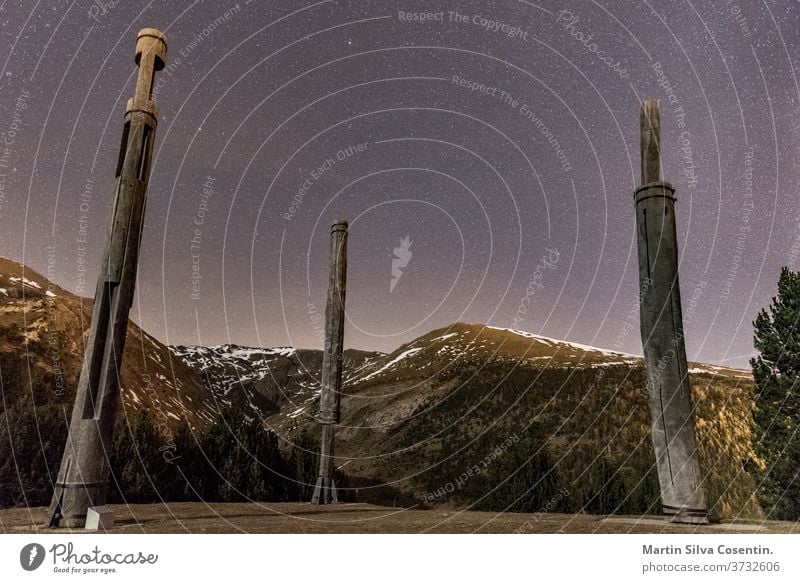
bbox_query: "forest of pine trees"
[0,400,320,509]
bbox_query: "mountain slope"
[278,323,761,519]
[0,257,216,430]
[171,344,383,431]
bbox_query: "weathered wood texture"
[635,99,709,524]
[48,29,167,528]
[312,220,348,504]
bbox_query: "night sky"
[0,0,798,368]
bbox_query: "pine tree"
[200,404,294,502]
[162,422,203,501]
[109,409,163,503]
[751,267,800,520]
[0,399,68,507]
[473,426,558,513]
[582,456,626,515]
[287,429,318,501]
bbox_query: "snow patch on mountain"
[358,347,424,382]
[485,325,641,359]
[9,276,41,289]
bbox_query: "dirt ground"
[1,503,797,534]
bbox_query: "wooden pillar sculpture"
[311,220,348,504]
[48,29,167,527]
[635,99,709,524]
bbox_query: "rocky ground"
[1,503,795,534]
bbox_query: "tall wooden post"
[635,99,709,524]
[48,29,167,528]
[312,220,348,504]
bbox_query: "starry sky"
[0,0,798,368]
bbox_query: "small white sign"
[85,505,114,531]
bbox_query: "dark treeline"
[401,363,665,517]
[0,399,330,509]
[416,421,661,517]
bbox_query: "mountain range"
[0,257,761,519]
